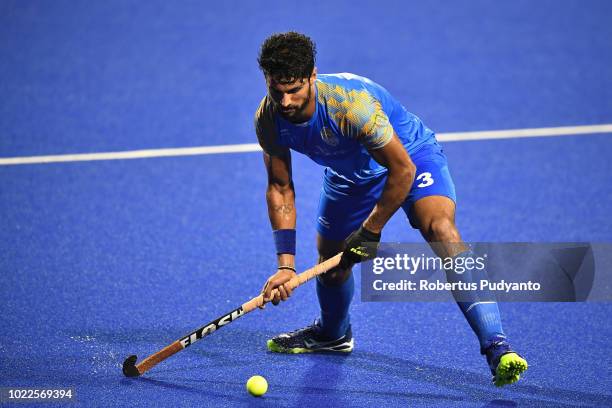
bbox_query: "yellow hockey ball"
[246,375,268,397]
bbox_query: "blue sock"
[316,272,354,340]
[446,250,506,350]
[458,301,506,351]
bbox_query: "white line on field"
[437,124,612,142]
[1,123,611,166]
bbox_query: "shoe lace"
[286,319,321,337]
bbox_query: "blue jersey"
[255,73,436,185]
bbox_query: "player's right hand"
[260,268,297,308]
[339,225,382,269]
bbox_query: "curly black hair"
[258,31,316,83]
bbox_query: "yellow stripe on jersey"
[317,81,394,149]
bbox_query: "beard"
[278,83,312,122]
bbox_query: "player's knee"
[317,239,343,255]
[317,234,351,285]
[426,217,460,242]
[318,253,352,286]
[319,265,352,286]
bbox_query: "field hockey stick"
[122,253,342,377]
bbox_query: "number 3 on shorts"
[416,172,434,188]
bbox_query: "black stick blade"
[122,355,141,377]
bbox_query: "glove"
[339,226,381,269]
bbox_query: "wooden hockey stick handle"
[242,253,342,313]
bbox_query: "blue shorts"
[316,142,456,241]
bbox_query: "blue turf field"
[1,1,612,407]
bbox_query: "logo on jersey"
[320,127,339,146]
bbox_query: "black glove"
[339,226,381,269]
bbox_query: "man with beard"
[254,31,527,386]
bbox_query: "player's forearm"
[266,183,296,229]
[363,166,414,233]
[266,183,297,267]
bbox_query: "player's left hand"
[339,225,381,269]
